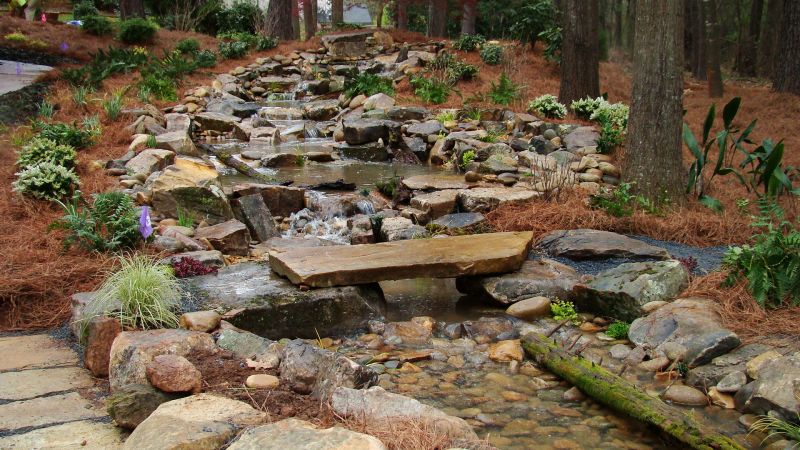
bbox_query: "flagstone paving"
[0,334,126,449]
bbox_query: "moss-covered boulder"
[150,158,233,225]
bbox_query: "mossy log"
[522,333,745,450]
[197,142,279,185]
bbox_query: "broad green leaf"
[702,103,715,145]
[722,97,741,129]
[686,163,698,193]
[683,124,703,162]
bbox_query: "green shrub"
[551,299,579,324]
[138,74,177,101]
[34,121,95,149]
[509,0,556,48]
[488,73,521,106]
[528,94,566,119]
[723,200,800,309]
[605,321,630,339]
[72,86,91,108]
[375,176,400,198]
[479,43,503,65]
[591,101,629,129]
[539,25,562,62]
[73,0,99,20]
[51,191,141,253]
[38,100,54,119]
[435,111,456,124]
[597,121,624,154]
[254,35,278,51]
[218,40,249,59]
[13,162,80,201]
[76,254,181,337]
[591,182,664,217]
[16,137,77,169]
[118,18,158,45]
[82,15,113,36]
[448,60,478,83]
[344,72,395,98]
[570,96,606,120]
[175,38,200,54]
[193,49,217,68]
[453,34,486,51]
[217,32,277,52]
[460,149,476,170]
[410,76,451,104]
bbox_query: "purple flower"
[139,206,153,239]
[15,62,22,76]
[60,42,69,52]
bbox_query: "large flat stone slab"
[269,232,533,288]
[539,229,669,260]
[0,335,78,371]
[401,174,476,191]
[0,420,126,449]
[0,392,105,431]
[0,367,95,401]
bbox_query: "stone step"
[0,392,106,432]
[0,420,125,449]
[269,231,533,288]
[0,367,95,402]
[0,335,78,372]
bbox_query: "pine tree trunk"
[119,0,145,20]
[291,1,300,40]
[310,0,318,27]
[559,0,600,105]
[772,0,800,94]
[614,0,623,47]
[427,0,448,37]
[690,0,707,80]
[266,0,295,40]
[626,0,636,53]
[736,0,762,77]
[331,0,343,27]
[302,0,315,40]
[461,0,477,35]
[623,0,685,203]
[397,0,408,30]
[758,0,781,78]
[375,0,385,28]
[705,0,723,97]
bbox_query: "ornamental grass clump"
[78,254,182,337]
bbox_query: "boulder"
[563,126,599,152]
[257,75,300,92]
[125,149,175,178]
[573,260,689,321]
[430,212,485,230]
[477,155,518,175]
[108,329,215,391]
[106,383,182,430]
[363,93,395,111]
[628,298,740,367]
[155,131,197,156]
[150,159,233,225]
[145,355,202,394]
[457,188,538,212]
[302,100,340,121]
[686,343,774,388]
[122,394,266,450]
[402,174,475,191]
[331,386,479,442]
[505,297,552,321]
[193,112,241,133]
[406,120,444,138]
[343,119,400,145]
[280,339,377,400]
[232,194,278,242]
[84,316,121,378]
[179,311,221,332]
[261,153,300,167]
[409,190,458,222]
[735,352,800,420]
[456,258,581,305]
[185,262,386,339]
[228,418,386,450]
[215,329,280,368]
[379,216,428,241]
[321,31,373,57]
[165,113,191,133]
[387,106,428,121]
[663,385,708,406]
[233,184,306,218]
[194,219,251,256]
[336,142,389,162]
[538,229,670,260]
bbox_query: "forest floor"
[0,15,797,339]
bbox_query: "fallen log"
[522,333,745,450]
[196,142,279,185]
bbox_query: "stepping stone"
[401,174,475,191]
[0,335,78,371]
[0,392,105,431]
[539,229,669,260]
[269,232,533,288]
[0,367,95,401]
[0,420,125,449]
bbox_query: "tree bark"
[461,0,477,35]
[427,0,448,37]
[522,334,745,450]
[736,0,762,77]
[119,0,145,20]
[265,0,295,40]
[302,0,315,40]
[310,0,318,27]
[331,0,343,26]
[623,0,684,203]
[758,0,781,78]
[375,0,385,28]
[772,0,800,94]
[705,0,723,97]
[396,0,408,29]
[558,0,600,105]
[688,0,706,80]
[291,0,301,40]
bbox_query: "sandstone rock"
[708,387,735,409]
[215,328,275,361]
[686,343,774,388]
[462,317,515,342]
[663,385,708,406]
[383,321,431,345]
[84,316,121,378]
[332,386,479,442]
[638,357,670,372]
[343,119,400,145]
[302,99,340,121]
[232,193,278,242]
[505,296,551,320]
[179,310,221,332]
[122,394,266,450]
[716,370,747,393]
[233,184,305,217]
[245,374,280,389]
[746,350,783,379]
[363,93,395,111]
[336,142,390,162]
[194,219,251,256]
[109,329,215,391]
[125,149,175,178]
[609,344,631,359]
[228,418,386,450]
[106,383,182,430]
[457,258,580,305]
[402,174,474,191]
[539,229,670,260]
[280,339,376,400]
[145,355,201,394]
[488,340,524,362]
[406,120,444,138]
[151,159,233,225]
[155,131,197,156]
[735,352,800,419]
[563,126,599,152]
[457,187,538,213]
[410,190,458,221]
[573,260,689,322]
[379,216,427,241]
[387,106,428,121]
[628,298,740,366]
[193,111,242,133]
[430,212,485,230]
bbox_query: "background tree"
[624,0,684,202]
[265,0,295,39]
[291,1,300,39]
[427,0,448,37]
[396,0,409,30]
[461,0,477,35]
[772,0,800,94]
[120,0,145,20]
[704,0,724,97]
[331,0,343,26]
[558,0,599,105]
[735,0,763,77]
[302,0,315,40]
[684,0,706,80]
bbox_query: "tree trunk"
[375,0,385,28]
[689,0,706,80]
[626,0,636,53]
[736,0,762,77]
[558,0,600,105]
[705,0,723,97]
[461,0,477,35]
[427,0,448,37]
[266,0,296,40]
[522,334,746,450]
[302,0,315,40]
[396,0,409,29]
[772,0,800,94]
[614,0,623,47]
[623,0,684,203]
[291,0,301,40]
[119,0,145,20]
[310,0,318,27]
[331,0,343,27]
[197,144,279,185]
[758,0,781,78]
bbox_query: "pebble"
[245,374,279,389]
[637,356,669,372]
[501,390,527,402]
[505,296,551,321]
[609,344,631,360]
[562,386,586,402]
[663,385,708,406]
[487,339,524,362]
[708,387,735,409]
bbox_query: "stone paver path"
[0,334,126,449]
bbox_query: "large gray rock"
[228,418,386,450]
[457,187,538,213]
[107,383,182,430]
[194,219,251,256]
[410,190,458,221]
[387,106,428,121]
[122,394,265,450]
[430,212,485,230]
[343,119,400,145]
[155,131,197,156]
[232,193,278,242]
[456,258,581,304]
[405,120,444,138]
[150,159,233,225]
[331,386,479,443]
[302,100,340,121]
[336,142,390,162]
[735,352,800,420]
[539,229,670,260]
[563,126,599,152]
[193,111,242,133]
[232,183,306,218]
[185,262,386,339]
[687,343,774,388]
[125,149,175,178]
[573,260,689,321]
[280,339,376,400]
[628,298,740,367]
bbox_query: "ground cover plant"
[51,191,142,253]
